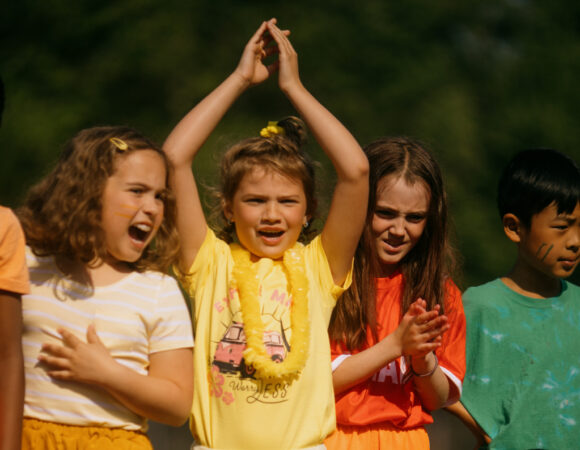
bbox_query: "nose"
[262,201,281,223]
[388,217,405,237]
[568,228,580,252]
[143,194,163,218]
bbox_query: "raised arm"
[164,20,278,272]
[266,22,369,285]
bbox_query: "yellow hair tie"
[260,121,285,138]
[109,137,128,151]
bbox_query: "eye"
[130,187,145,195]
[407,214,426,223]
[245,197,264,204]
[280,198,298,204]
[375,209,395,219]
[552,224,568,230]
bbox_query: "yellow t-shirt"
[180,229,351,450]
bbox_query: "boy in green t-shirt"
[447,149,580,449]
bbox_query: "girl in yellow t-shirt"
[164,18,368,449]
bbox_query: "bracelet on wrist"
[410,353,439,377]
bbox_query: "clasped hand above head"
[233,18,301,94]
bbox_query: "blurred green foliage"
[1,0,579,287]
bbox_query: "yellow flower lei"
[231,245,310,382]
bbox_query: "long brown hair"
[18,126,180,273]
[329,137,456,351]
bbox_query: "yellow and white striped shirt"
[22,249,194,431]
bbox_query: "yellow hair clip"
[260,121,285,138]
[109,137,128,151]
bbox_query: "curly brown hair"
[211,116,318,243]
[18,126,180,273]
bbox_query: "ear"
[502,213,522,243]
[223,200,234,223]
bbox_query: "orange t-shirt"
[0,206,29,295]
[331,271,465,429]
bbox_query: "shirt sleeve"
[149,275,194,353]
[436,279,466,400]
[0,207,30,295]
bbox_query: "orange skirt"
[22,418,153,450]
[325,423,429,450]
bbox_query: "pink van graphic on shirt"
[212,321,288,378]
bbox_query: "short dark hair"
[497,148,580,227]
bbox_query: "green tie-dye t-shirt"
[461,279,580,449]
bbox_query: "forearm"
[283,83,368,182]
[164,72,250,168]
[0,352,24,450]
[411,353,451,411]
[333,334,402,395]
[0,294,24,450]
[98,349,193,426]
[446,401,491,445]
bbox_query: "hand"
[38,324,118,386]
[265,20,301,94]
[233,18,290,87]
[394,299,449,358]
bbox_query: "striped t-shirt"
[22,249,194,431]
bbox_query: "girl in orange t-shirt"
[326,137,466,449]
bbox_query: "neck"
[88,261,133,286]
[55,255,133,287]
[502,263,561,299]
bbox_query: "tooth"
[135,224,151,232]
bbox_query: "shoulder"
[0,206,18,229]
[131,270,182,291]
[561,280,580,302]
[462,278,503,303]
[0,206,25,246]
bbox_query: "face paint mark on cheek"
[114,212,133,219]
[539,243,554,262]
[114,204,139,219]
[535,243,546,257]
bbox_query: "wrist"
[229,71,252,92]
[410,352,439,377]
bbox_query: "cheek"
[371,217,388,238]
[409,223,427,242]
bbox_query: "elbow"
[350,157,369,184]
[169,412,190,428]
[423,397,447,412]
[161,404,191,427]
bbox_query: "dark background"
[3,1,579,448]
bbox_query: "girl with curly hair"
[17,126,194,450]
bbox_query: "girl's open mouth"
[129,223,152,244]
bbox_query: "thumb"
[86,323,102,345]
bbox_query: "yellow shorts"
[325,423,429,450]
[22,418,153,450]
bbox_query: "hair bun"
[276,116,307,149]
